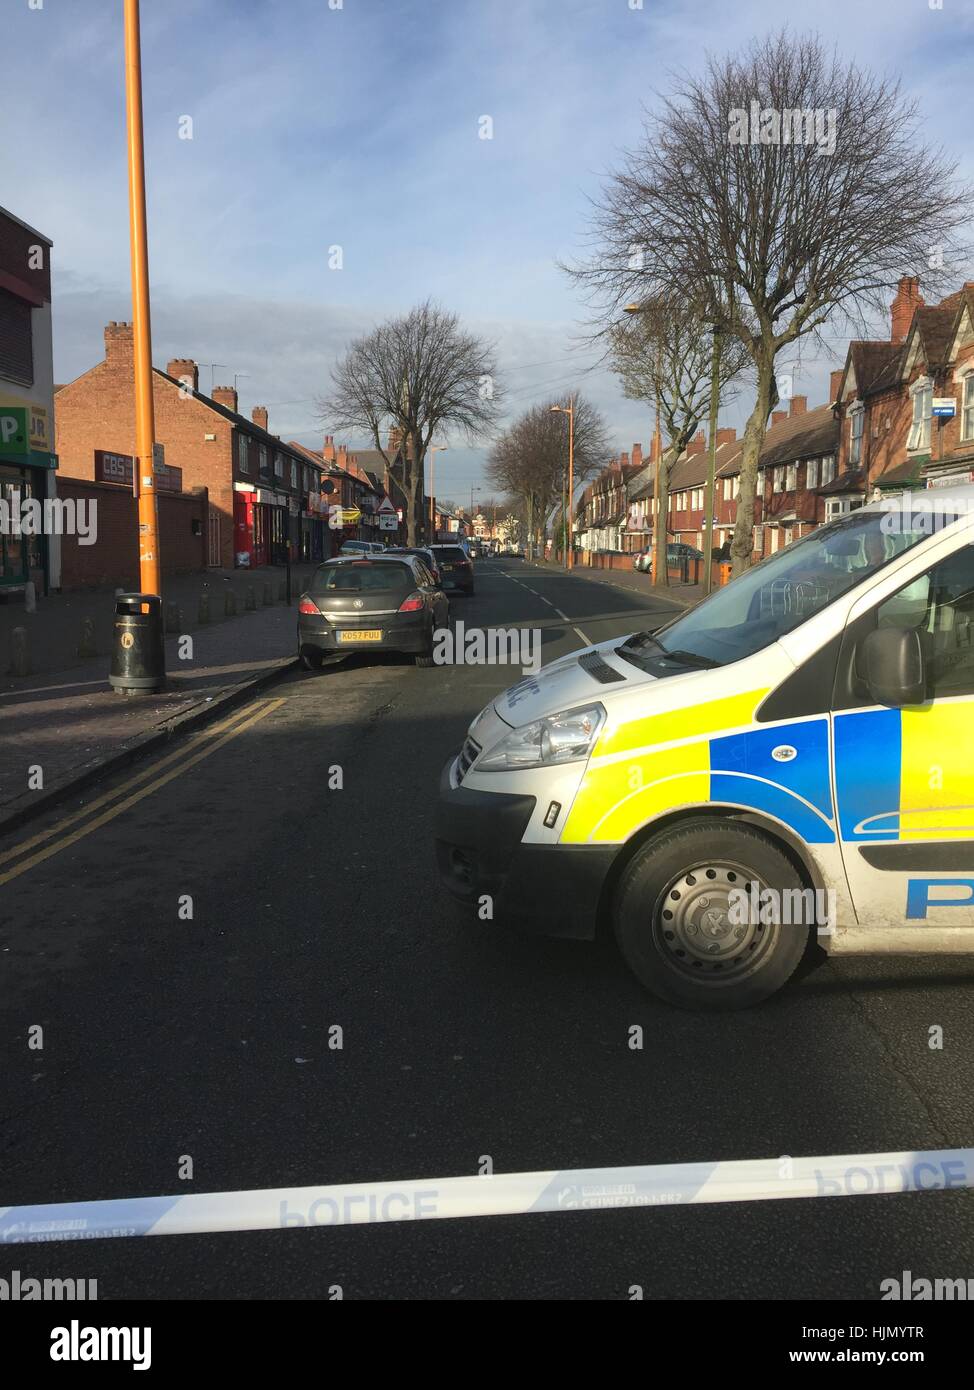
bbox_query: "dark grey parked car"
[298,555,449,669]
[430,543,474,595]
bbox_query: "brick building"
[835,276,974,496]
[0,203,59,595]
[54,323,327,571]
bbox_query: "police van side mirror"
[861,627,926,707]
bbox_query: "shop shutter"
[0,288,33,386]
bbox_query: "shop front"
[0,402,59,594]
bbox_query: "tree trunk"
[654,450,675,589]
[731,360,777,578]
[406,432,424,546]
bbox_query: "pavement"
[1,557,973,1300]
[526,555,703,609]
[0,567,315,831]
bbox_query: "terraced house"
[834,276,974,496]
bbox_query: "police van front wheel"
[614,822,811,1010]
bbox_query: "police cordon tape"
[2,1147,972,1243]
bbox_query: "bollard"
[9,626,29,676]
[24,581,36,614]
[224,587,237,617]
[262,582,273,606]
[245,584,256,612]
[77,615,97,658]
[165,601,181,633]
[198,593,211,625]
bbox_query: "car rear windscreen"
[434,547,467,561]
[311,562,413,592]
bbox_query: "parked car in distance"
[430,543,475,595]
[298,555,448,669]
[385,545,443,586]
[632,542,705,575]
[340,540,385,557]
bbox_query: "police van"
[435,486,974,1009]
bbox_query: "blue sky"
[4,0,974,502]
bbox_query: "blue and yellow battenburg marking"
[834,701,974,842]
[561,689,836,845]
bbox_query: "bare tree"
[610,299,750,584]
[488,394,612,557]
[570,30,973,573]
[320,300,501,544]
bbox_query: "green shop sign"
[0,407,30,456]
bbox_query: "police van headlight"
[477,704,606,772]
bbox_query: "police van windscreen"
[620,505,961,671]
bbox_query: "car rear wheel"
[613,820,811,1010]
[415,625,436,667]
[300,649,324,672]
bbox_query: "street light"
[428,444,447,541]
[123,0,161,598]
[624,302,663,587]
[550,397,575,570]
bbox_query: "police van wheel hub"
[614,820,810,1010]
[658,863,770,976]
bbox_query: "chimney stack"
[104,321,133,362]
[789,395,807,418]
[322,435,337,462]
[829,369,845,404]
[771,410,788,426]
[167,358,198,393]
[252,405,268,432]
[632,443,642,469]
[890,275,924,344]
[716,427,737,447]
[212,385,238,413]
[687,430,706,456]
[388,426,403,454]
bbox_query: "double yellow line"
[0,697,284,888]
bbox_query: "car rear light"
[398,591,424,612]
[298,597,320,615]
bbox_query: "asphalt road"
[2,557,973,1300]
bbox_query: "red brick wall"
[57,476,206,591]
[54,325,236,567]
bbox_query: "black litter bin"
[110,593,166,694]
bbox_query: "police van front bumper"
[434,758,614,940]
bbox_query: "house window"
[274,451,284,479]
[821,456,836,487]
[259,445,268,476]
[786,463,797,491]
[291,461,298,488]
[773,467,784,493]
[238,435,250,475]
[806,459,819,489]
[304,466,311,491]
[907,378,933,452]
[963,374,974,441]
[849,402,865,466]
